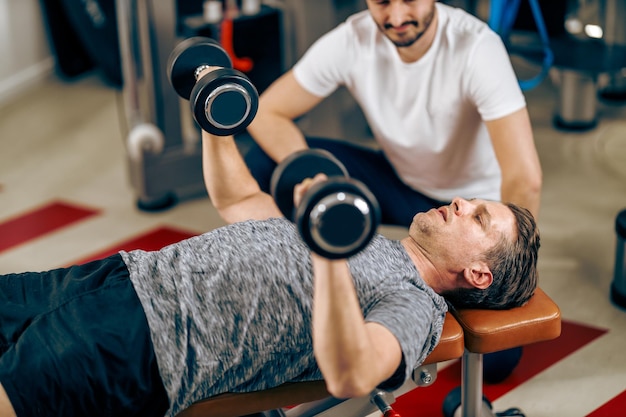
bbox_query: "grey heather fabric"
[121,217,447,417]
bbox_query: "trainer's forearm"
[247,113,309,162]
[501,179,541,219]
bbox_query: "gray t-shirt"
[121,218,447,417]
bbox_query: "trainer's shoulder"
[438,3,495,41]
[340,9,379,43]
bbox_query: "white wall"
[0,0,54,107]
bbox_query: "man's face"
[409,198,517,269]
[366,0,437,47]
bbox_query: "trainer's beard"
[383,7,436,48]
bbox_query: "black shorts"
[0,254,169,417]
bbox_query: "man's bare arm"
[486,107,542,219]
[293,177,402,398]
[312,256,403,398]
[202,131,281,224]
[246,70,323,162]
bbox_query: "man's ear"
[463,263,493,290]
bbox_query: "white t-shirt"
[293,3,526,202]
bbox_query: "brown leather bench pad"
[451,288,562,354]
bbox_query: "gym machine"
[116,0,283,210]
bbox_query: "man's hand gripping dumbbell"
[271,149,381,259]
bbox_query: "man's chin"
[387,34,419,48]
[410,216,431,236]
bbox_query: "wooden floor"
[1,68,626,416]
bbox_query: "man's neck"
[400,236,449,294]
[395,8,439,63]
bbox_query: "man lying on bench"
[0,127,539,417]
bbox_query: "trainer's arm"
[202,131,281,223]
[486,107,542,219]
[246,70,324,162]
[311,256,403,398]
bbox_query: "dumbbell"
[167,36,258,136]
[270,149,381,259]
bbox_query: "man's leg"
[244,137,448,227]
[0,383,17,417]
[0,256,169,417]
[0,257,131,351]
[242,135,280,193]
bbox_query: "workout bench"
[445,287,561,417]
[177,289,560,417]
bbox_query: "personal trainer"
[245,0,542,226]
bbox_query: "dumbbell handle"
[194,64,213,80]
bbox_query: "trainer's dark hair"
[442,203,540,310]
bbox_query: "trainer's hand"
[293,173,328,208]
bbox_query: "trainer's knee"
[243,143,276,193]
[0,383,17,417]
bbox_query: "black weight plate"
[442,386,462,417]
[168,36,232,99]
[442,386,493,417]
[296,178,380,259]
[190,68,259,135]
[270,149,348,220]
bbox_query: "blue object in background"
[488,0,554,91]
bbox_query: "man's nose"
[451,197,468,216]
[387,2,410,27]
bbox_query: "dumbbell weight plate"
[168,37,233,100]
[442,386,493,417]
[190,68,259,135]
[270,149,349,220]
[296,178,381,259]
